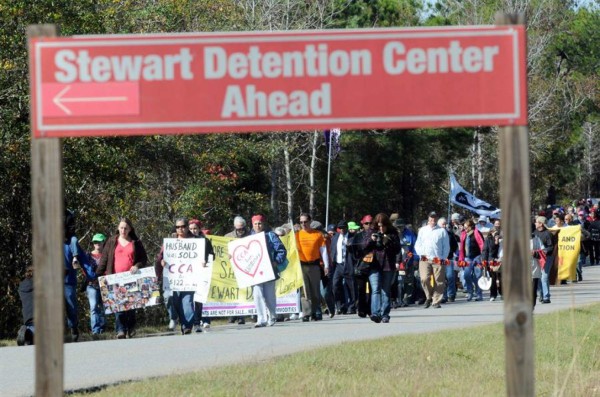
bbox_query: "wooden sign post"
[28,24,64,397]
[496,12,534,397]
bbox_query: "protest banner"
[227,232,275,288]
[98,267,160,314]
[553,225,580,281]
[163,237,205,291]
[202,231,303,317]
[193,254,214,304]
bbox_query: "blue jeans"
[173,291,195,330]
[368,270,395,318]
[115,310,135,333]
[163,289,177,322]
[538,255,553,300]
[320,272,335,316]
[463,257,483,299]
[64,284,78,330]
[577,252,585,280]
[86,285,106,334]
[443,261,456,299]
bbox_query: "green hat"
[92,233,107,243]
[347,221,360,231]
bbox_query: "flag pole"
[448,171,452,221]
[325,130,333,227]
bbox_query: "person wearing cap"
[414,211,450,309]
[83,233,108,335]
[224,216,250,325]
[450,213,463,239]
[476,215,493,234]
[250,214,287,327]
[296,213,330,321]
[330,220,355,315]
[326,224,336,237]
[533,216,555,303]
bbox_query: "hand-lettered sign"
[227,232,275,288]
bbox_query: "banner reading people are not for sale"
[203,231,303,317]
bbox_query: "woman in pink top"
[97,218,148,339]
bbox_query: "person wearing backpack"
[250,214,287,328]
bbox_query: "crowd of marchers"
[16,201,598,345]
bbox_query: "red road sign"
[29,26,527,138]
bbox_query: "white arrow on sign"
[53,85,129,115]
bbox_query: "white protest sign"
[193,254,214,303]
[163,237,205,291]
[227,232,275,288]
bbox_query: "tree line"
[0,0,597,338]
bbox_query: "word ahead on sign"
[29,26,526,138]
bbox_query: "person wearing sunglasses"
[296,213,330,321]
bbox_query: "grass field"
[70,304,600,397]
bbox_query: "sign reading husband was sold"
[29,26,526,138]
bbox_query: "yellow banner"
[202,230,303,316]
[553,225,580,281]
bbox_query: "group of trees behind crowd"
[0,0,598,338]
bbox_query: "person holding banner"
[250,214,287,328]
[224,216,250,325]
[189,218,212,330]
[97,218,148,339]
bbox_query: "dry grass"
[71,304,600,397]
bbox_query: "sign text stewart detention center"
[29,26,526,138]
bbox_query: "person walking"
[534,216,555,304]
[97,218,149,339]
[83,233,108,335]
[459,219,485,302]
[482,220,503,301]
[296,213,330,321]
[249,215,287,327]
[361,213,401,323]
[414,212,449,309]
[225,216,250,325]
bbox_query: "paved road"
[3,266,600,397]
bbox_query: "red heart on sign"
[232,240,264,277]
